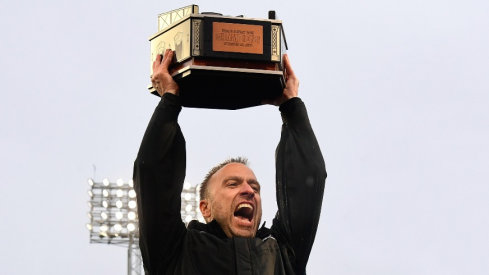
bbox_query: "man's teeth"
[237,203,253,210]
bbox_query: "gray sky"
[1,0,488,274]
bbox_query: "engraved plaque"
[212,22,263,54]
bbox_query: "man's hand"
[262,54,299,106]
[151,49,179,96]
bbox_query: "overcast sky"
[1,0,488,274]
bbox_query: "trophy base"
[149,65,285,110]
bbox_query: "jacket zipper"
[247,238,254,275]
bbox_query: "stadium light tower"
[86,178,203,275]
[181,181,205,225]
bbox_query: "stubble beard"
[210,200,260,238]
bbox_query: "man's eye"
[228,182,237,187]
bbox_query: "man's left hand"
[262,54,299,106]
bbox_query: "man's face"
[200,163,262,238]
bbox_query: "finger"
[160,49,167,65]
[160,49,167,63]
[162,49,173,69]
[153,54,162,72]
[284,54,296,79]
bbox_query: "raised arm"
[268,55,327,275]
[133,50,185,274]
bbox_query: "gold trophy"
[148,5,288,110]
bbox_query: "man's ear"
[199,200,211,220]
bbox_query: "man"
[134,49,326,274]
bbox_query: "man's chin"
[231,217,256,237]
[231,228,255,238]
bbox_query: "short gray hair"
[199,157,249,201]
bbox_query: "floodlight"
[103,178,110,186]
[184,193,191,201]
[195,185,201,201]
[179,182,205,226]
[117,178,124,186]
[128,212,136,220]
[87,176,204,274]
[87,177,143,273]
[184,181,191,190]
[127,223,136,232]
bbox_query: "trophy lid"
[158,5,199,31]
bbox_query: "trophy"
[148,5,288,110]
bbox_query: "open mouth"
[234,203,254,222]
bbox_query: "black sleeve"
[271,97,327,275]
[133,93,187,274]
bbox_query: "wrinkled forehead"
[208,163,258,191]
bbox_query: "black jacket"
[133,94,326,275]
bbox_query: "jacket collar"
[187,220,228,239]
[187,220,272,240]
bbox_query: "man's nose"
[239,183,255,198]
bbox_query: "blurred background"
[0,0,488,274]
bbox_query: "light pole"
[86,178,203,274]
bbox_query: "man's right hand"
[151,49,179,96]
